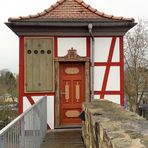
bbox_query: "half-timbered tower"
[6,0,136,129]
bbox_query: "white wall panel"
[23,96,31,112]
[94,37,112,62]
[94,95,120,104]
[32,96,42,103]
[104,95,120,104]
[46,96,54,129]
[58,38,86,56]
[112,38,120,62]
[94,66,106,91]
[32,96,54,129]
[106,67,120,91]
[94,95,100,99]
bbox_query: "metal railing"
[0,96,47,148]
[139,97,148,120]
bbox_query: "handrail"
[0,96,47,148]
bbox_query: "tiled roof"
[8,0,134,22]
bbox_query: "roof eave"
[5,21,136,27]
[5,21,136,37]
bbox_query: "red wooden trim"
[47,124,51,130]
[18,36,24,114]
[95,91,120,95]
[120,37,124,106]
[57,36,121,38]
[89,62,91,102]
[54,36,58,57]
[54,95,56,128]
[92,36,121,38]
[94,62,120,66]
[24,92,55,96]
[26,95,35,105]
[57,36,86,38]
[100,37,116,99]
[86,37,90,57]
[23,35,54,37]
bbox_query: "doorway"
[60,63,85,125]
[54,48,90,128]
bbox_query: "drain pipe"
[88,24,95,101]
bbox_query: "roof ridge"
[8,0,134,22]
[44,0,65,13]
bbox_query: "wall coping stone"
[82,100,148,148]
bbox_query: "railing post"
[20,117,25,148]
[0,135,4,148]
[32,108,36,147]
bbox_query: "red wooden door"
[60,63,85,125]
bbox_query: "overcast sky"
[0,0,147,73]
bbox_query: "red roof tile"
[8,0,134,22]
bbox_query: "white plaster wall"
[94,37,112,62]
[104,95,120,104]
[112,37,120,62]
[23,96,31,112]
[94,37,120,62]
[57,38,86,56]
[94,95,120,104]
[106,67,120,91]
[94,66,106,91]
[32,96,42,103]
[94,95,100,99]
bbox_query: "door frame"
[54,48,90,128]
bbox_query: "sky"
[0,0,147,73]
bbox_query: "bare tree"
[124,18,148,113]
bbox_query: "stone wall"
[82,100,148,148]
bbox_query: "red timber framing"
[18,36,24,114]
[53,36,57,127]
[100,37,116,99]
[54,37,58,58]
[94,36,124,105]
[120,37,124,106]
[25,95,35,105]
[86,37,91,57]
[18,36,57,129]
[18,36,56,113]
[18,35,124,130]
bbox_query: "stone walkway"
[41,128,85,148]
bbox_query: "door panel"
[60,63,85,125]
